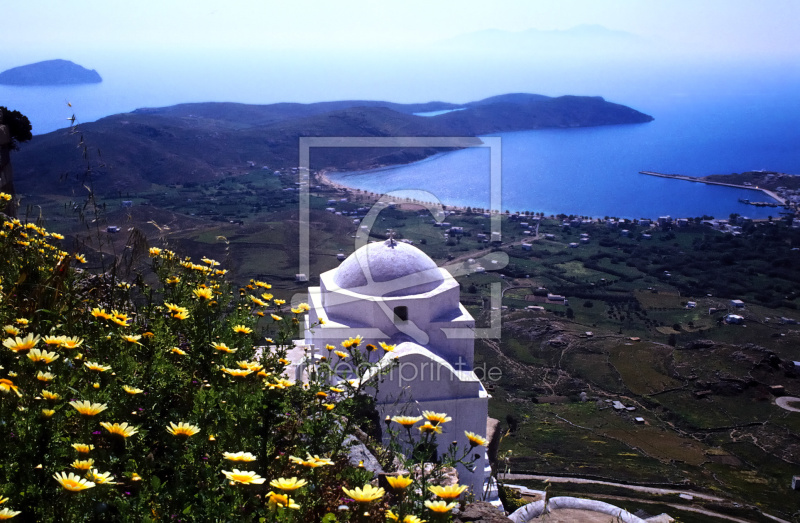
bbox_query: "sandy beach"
[315,169,474,212]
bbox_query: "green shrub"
[0,199,481,521]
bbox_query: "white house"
[302,239,490,495]
[725,314,745,325]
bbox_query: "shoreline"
[315,170,474,213]
[315,169,795,221]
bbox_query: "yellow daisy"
[0,507,21,519]
[421,410,452,425]
[212,342,236,353]
[425,500,457,513]
[41,390,60,401]
[72,443,94,454]
[87,469,117,485]
[90,308,111,320]
[43,335,65,347]
[385,475,413,492]
[166,422,200,437]
[464,431,489,447]
[170,347,187,356]
[249,296,267,307]
[36,371,55,383]
[27,348,59,364]
[222,451,257,462]
[266,491,300,509]
[221,469,265,485]
[269,477,308,491]
[71,459,94,471]
[99,422,139,438]
[61,336,84,349]
[2,325,20,336]
[69,400,108,416]
[232,324,252,334]
[53,471,95,491]
[122,385,144,395]
[428,484,468,500]
[342,484,385,503]
[288,454,333,468]
[391,415,423,428]
[121,334,142,345]
[221,367,253,378]
[419,422,442,434]
[193,287,213,300]
[342,335,363,348]
[84,361,112,372]
[3,333,41,352]
[237,361,263,372]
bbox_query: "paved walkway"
[500,474,726,502]
[501,474,792,523]
[776,396,800,412]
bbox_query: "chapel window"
[393,306,408,323]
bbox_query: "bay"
[329,93,800,220]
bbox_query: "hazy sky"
[4,0,799,58]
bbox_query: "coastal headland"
[15,94,652,197]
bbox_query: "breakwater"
[638,171,786,206]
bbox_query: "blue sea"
[331,92,800,220]
[2,51,799,219]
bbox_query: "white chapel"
[302,238,492,496]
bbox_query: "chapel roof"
[332,240,445,297]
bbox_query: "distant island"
[15,93,652,195]
[0,59,102,86]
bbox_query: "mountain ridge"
[14,94,653,195]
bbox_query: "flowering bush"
[0,199,486,521]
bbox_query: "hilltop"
[14,94,652,196]
[0,59,102,85]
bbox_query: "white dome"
[333,240,445,297]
